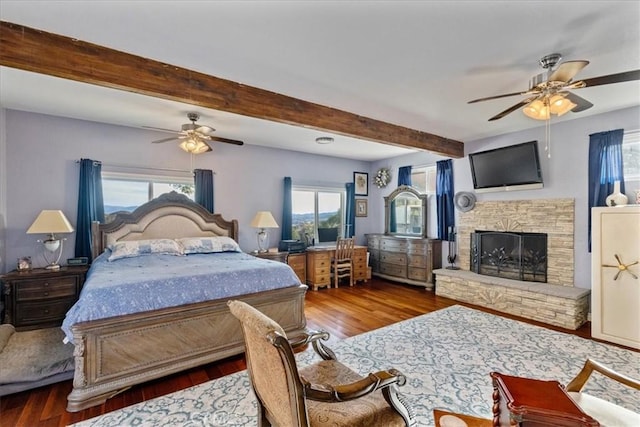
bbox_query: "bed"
[65,192,308,412]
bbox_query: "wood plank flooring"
[0,279,594,426]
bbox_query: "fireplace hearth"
[471,231,547,283]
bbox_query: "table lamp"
[27,210,75,270]
[250,211,279,253]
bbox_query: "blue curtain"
[281,177,292,240]
[588,129,625,251]
[436,159,455,241]
[194,169,214,213]
[345,182,356,238]
[398,166,412,186]
[75,159,105,259]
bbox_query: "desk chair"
[332,237,354,288]
[228,300,414,426]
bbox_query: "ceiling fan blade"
[468,91,529,104]
[548,60,589,83]
[205,136,244,146]
[580,69,640,87]
[142,126,182,135]
[151,136,181,144]
[488,97,537,121]
[564,92,593,112]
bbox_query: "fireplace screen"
[471,231,547,283]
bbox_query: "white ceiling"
[1,1,639,161]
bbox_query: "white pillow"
[176,236,241,254]
[108,239,184,261]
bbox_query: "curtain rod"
[74,160,195,174]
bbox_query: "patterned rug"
[73,305,639,426]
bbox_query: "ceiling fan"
[469,53,640,121]
[146,112,244,154]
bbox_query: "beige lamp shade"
[27,210,75,234]
[250,211,279,229]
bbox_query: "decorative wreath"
[374,168,391,188]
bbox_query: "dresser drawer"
[16,299,76,325]
[408,255,427,268]
[380,262,407,277]
[408,242,430,255]
[16,277,78,301]
[407,267,427,281]
[380,252,407,265]
[381,239,407,252]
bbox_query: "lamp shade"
[26,210,74,234]
[250,211,279,229]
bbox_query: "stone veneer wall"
[458,198,574,286]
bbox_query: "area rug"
[73,305,639,426]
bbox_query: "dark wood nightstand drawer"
[15,299,76,326]
[16,277,78,301]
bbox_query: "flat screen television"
[469,141,543,193]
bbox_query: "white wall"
[3,110,369,272]
[0,108,6,274]
[371,106,640,289]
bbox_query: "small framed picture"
[355,199,368,217]
[17,256,32,271]
[354,172,369,196]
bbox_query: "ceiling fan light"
[549,95,576,116]
[522,99,549,120]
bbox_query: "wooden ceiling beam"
[0,21,464,158]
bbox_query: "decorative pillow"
[108,239,184,261]
[177,236,241,254]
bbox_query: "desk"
[305,245,368,290]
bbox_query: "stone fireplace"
[471,231,547,283]
[458,198,574,286]
[434,199,590,330]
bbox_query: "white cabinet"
[591,206,640,349]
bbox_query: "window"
[291,186,345,245]
[622,130,640,181]
[411,165,437,194]
[102,169,194,222]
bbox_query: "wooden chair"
[332,237,354,288]
[228,300,414,427]
[565,359,640,426]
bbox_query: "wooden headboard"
[90,192,239,260]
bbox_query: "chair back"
[335,237,355,261]
[228,300,306,426]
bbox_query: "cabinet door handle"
[43,292,49,296]
[44,282,50,287]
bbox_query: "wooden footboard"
[67,285,307,412]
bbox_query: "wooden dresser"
[366,234,441,290]
[1,265,89,330]
[306,246,368,290]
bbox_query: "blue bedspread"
[61,251,301,343]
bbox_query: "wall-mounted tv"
[469,141,543,193]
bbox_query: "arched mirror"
[384,185,427,238]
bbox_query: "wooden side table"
[490,372,599,426]
[253,251,288,263]
[1,266,89,330]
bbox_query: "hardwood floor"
[1,278,594,426]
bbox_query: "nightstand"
[253,251,288,263]
[1,265,89,330]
